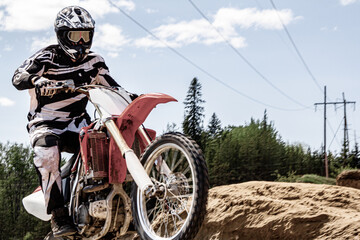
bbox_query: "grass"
[275,171,336,185]
[296,174,336,185]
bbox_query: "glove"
[32,77,57,97]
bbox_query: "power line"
[327,118,343,149]
[254,0,296,55]
[269,0,323,94]
[107,0,309,112]
[187,0,310,109]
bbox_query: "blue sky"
[0,0,359,154]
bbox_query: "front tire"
[131,133,208,240]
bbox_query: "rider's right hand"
[32,77,56,97]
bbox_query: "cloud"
[30,35,57,52]
[3,44,13,51]
[28,23,129,57]
[113,0,135,11]
[320,26,338,32]
[213,8,297,31]
[0,0,135,31]
[0,97,15,107]
[134,18,246,49]
[135,7,299,49]
[340,0,358,5]
[92,23,129,57]
[146,8,158,14]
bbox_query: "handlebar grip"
[47,80,75,90]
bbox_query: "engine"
[74,128,127,238]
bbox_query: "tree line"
[0,77,359,239]
[0,143,50,239]
[181,78,360,186]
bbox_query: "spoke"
[164,149,170,167]
[145,196,156,205]
[164,212,169,237]
[156,218,164,236]
[168,202,186,235]
[170,149,179,170]
[173,211,184,222]
[153,204,167,236]
[166,194,192,215]
[186,177,194,184]
[151,167,157,179]
[171,155,186,172]
[182,166,191,176]
[153,203,166,223]
[171,212,178,232]
[168,193,193,199]
[146,200,162,219]
[169,179,193,185]
[171,209,184,230]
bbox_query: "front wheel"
[131,132,209,240]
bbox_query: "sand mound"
[337,170,360,190]
[120,181,360,240]
[197,181,360,240]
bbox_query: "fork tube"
[104,119,153,192]
[138,127,172,175]
[138,127,152,145]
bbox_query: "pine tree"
[182,78,205,145]
[0,143,50,239]
[207,113,222,138]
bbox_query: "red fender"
[108,93,177,183]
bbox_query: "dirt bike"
[22,80,209,240]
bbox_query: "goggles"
[67,31,91,43]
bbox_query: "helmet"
[54,6,95,61]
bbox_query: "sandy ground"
[120,181,360,240]
[196,181,360,240]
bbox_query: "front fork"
[104,119,163,197]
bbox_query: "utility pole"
[314,86,355,178]
[315,86,329,178]
[342,92,355,160]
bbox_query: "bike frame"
[88,88,176,191]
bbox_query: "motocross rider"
[12,6,133,237]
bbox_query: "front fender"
[118,93,177,132]
[108,93,177,183]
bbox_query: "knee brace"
[33,145,61,208]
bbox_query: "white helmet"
[54,6,95,61]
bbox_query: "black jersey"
[12,44,121,133]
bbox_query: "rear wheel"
[131,132,208,240]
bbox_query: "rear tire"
[131,132,208,240]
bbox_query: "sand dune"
[197,181,360,240]
[120,181,360,239]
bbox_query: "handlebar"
[45,80,124,96]
[44,80,76,97]
[50,79,76,90]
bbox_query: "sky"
[0,0,359,154]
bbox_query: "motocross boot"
[51,207,77,237]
